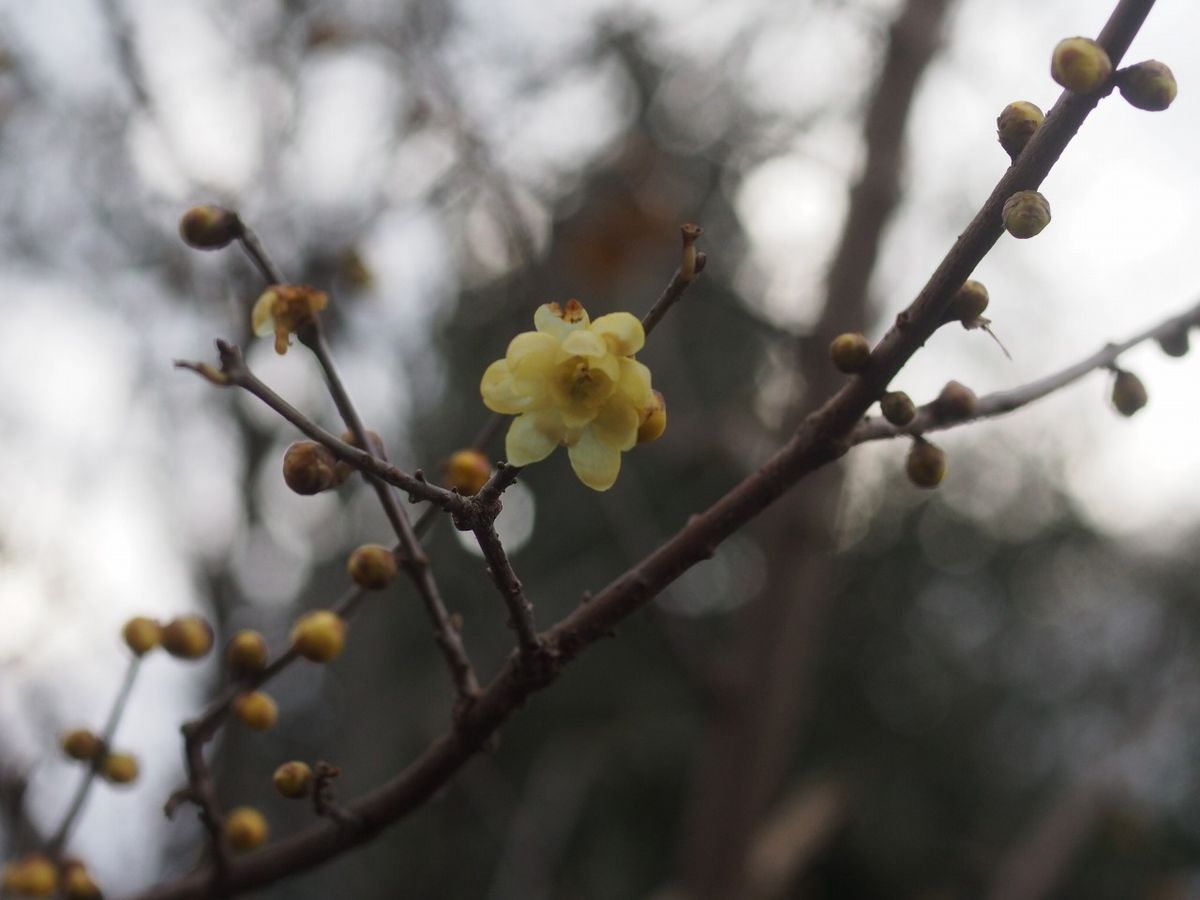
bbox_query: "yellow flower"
[481,300,658,491]
[251,284,328,355]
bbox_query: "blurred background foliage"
[1,0,1199,898]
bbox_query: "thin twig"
[642,246,707,338]
[236,226,285,286]
[850,296,1200,445]
[180,725,232,888]
[46,655,142,858]
[472,522,541,665]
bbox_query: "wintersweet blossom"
[251,284,328,355]
[480,300,661,491]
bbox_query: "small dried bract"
[829,333,871,373]
[997,101,1044,160]
[225,806,269,852]
[122,616,161,656]
[1002,191,1051,239]
[233,691,279,731]
[291,610,346,663]
[1111,370,1148,417]
[101,752,139,785]
[934,381,978,420]
[1051,37,1112,94]
[1117,60,1177,111]
[283,441,349,495]
[251,284,328,355]
[273,761,314,799]
[161,615,214,660]
[179,205,240,250]
[906,439,947,489]
[347,544,398,591]
[880,391,916,427]
[444,449,492,496]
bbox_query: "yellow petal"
[568,428,622,491]
[534,301,590,339]
[506,331,560,380]
[559,329,607,359]
[506,412,565,466]
[590,313,644,357]
[481,359,535,414]
[251,290,277,337]
[616,358,653,409]
[592,397,640,451]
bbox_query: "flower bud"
[1002,191,1051,239]
[340,428,385,456]
[62,861,101,899]
[829,333,871,373]
[444,450,492,496]
[1111,370,1148,417]
[122,616,161,657]
[282,441,347,495]
[225,806,269,852]
[233,691,278,731]
[880,391,916,427]
[906,439,947,489]
[101,752,139,785]
[61,729,104,763]
[273,761,314,799]
[178,205,240,250]
[161,615,215,660]
[637,390,667,444]
[1117,60,1177,111]
[1051,37,1113,94]
[1157,329,1189,358]
[943,280,989,324]
[5,855,58,897]
[291,610,346,663]
[227,629,269,678]
[996,101,1044,160]
[934,381,978,420]
[347,544,398,590]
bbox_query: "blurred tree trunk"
[675,1,956,896]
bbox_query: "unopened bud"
[347,544,398,590]
[996,101,1044,160]
[122,616,161,657]
[179,205,241,250]
[829,333,871,373]
[61,729,104,763]
[1117,60,1177,111]
[273,761,314,799]
[227,629,269,678]
[1157,328,1189,358]
[906,439,947,489]
[444,450,492,496]
[1002,191,1051,239]
[934,381,978,420]
[880,391,916,426]
[637,390,667,444]
[62,861,101,899]
[1111,370,1148,417]
[161,615,215,660]
[944,280,989,324]
[225,807,269,852]
[233,691,278,731]
[291,610,346,663]
[101,752,139,785]
[282,441,347,495]
[5,855,58,897]
[1051,37,1113,94]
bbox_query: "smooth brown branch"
[299,322,480,705]
[472,521,541,666]
[641,225,708,339]
[850,295,1200,445]
[236,224,285,286]
[46,655,142,858]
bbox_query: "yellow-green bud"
[225,806,269,852]
[636,390,667,444]
[161,615,215,660]
[996,101,1044,160]
[347,544,398,590]
[227,629,269,678]
[1117,60,1177,111]
[282,441,347,495]
[122,616,161,656]
[1051,37,1113,94]
[934,381,978,420]
[101,752,139,785]
[906,439,946,489]
[233,691,278,731]
[1111,370,1148,417]
[291,610,346,663]
[829,332,871,373]
[1002,191,1051,239]
[944,280,989,324]
[61,729,104,763]
[444,450,492,496]
[5,855,58,897]
[273,761,314,799]
[880,392,916,427]
[178,205,241,250]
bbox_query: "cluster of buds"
[3,855,101,898]
[60,729,139,786]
